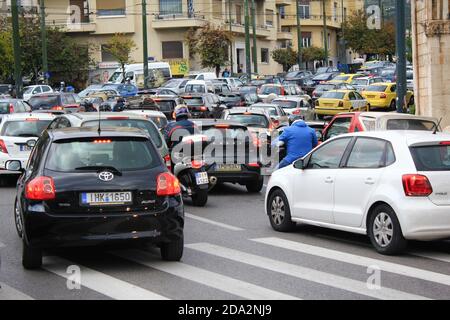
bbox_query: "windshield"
[316,67,328,74]
[1,119,51,137]
[411,145,450,171]
[334,75,350,81]
[315,84,336,91]
[381,69,395,76]
[28,96,59,109]
[185,85,206,93]
[23,87,35,94]
[148,116,168,129]
[227,114,269,128]
[0,86,10,94]
[351,79,368,86]
[82,120,163,148]
[386,119,437,131]
[240,87,257,94]
[46,138,159,172]
[321,92,346,99]
[260,86,281,95]
[162,80,181,88]
[154,100,175,112]
[109,72,122,83]
[273,100,297,109]
[252,107,277,116]
[184,97,204,106]
[366,85,387,92]
[313,73,332,81]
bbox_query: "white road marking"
[113,249,299,300]
[186,243,428,300]
[185,213,245,231]
[252,237,450,287]
[409,251,450,263]
[0,282,34,300]
[43,256,168,300]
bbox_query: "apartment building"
[280,0,365,67]
[411,0,450,129]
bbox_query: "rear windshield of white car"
[366,85,387,92]
[273,100,297,108]
[184,97,204,106]
[1,119,51,137]
[46,138,159,172]
[321,92,346,99]
[82,120,163,148]
[386,119,436,131]
[227,114,269,128]
[410,145,450,171]
[260,86,281,95]
[185,85,206,93]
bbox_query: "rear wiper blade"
[74,166,123,176]
[17,134,38,137]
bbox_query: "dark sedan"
[9,127,184,269]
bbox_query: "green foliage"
[301,47,327,62]
[271,48,297,72]
[186,24,232,77]
[104,33,137,82]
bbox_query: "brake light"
[9,104,14,113]
[338,101,344,108]
[200,106,207,112]
[156,172,181,196]
[93,139,112,144]
[0,139,8,154]
[25,176,56,200]
[25,118,38,122]
[402,174,433,197]
[440,141,450,145]
[191,160,204,169]
[51,106,64,111]
[106,116,129,120]
[163,154,172,171]
[292,109,301,115]
[215,124,230,129]
[272,119,280,127]
[248,162,260,168]
[380,93,387,99]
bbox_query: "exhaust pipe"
[209,176,218,185]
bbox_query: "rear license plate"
[81,192,132,206]
[216,164,242,172]
[195,172,209,185]
[19,145,32,152]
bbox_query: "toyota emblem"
[98,171,114,182]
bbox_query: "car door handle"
[325,177,334,184]
[365,178,375,185]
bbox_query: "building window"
[97,0,126,16]
[302,32,312,48]
[236,5,242,24]
[213,0,222,19]
[298,3,310,19]
[101,45,116,62]
[162,41,184,59]
[432,0,450,19]
[280,6,286,19]
[261,48,269,63]
[70,0,90,23]
[333,2,338,21]
[159,0,182,16]
[266,10,274,26]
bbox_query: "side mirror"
[293,158,305,170]
[5,160,23,172]
[27,139,36,148]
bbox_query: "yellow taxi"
[328,73,366,84]
[361,82,414,110]
[315,90,369,118]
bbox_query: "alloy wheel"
[271,196,285,225]
[373,212,393,247]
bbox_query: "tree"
[186,24,232,77]
[104,33,137,83]
[271,48,297,72]
[301,47,328,69]
[0,31,13,83]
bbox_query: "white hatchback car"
[0,113,55,174]
[265,131,450,254]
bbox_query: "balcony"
[281,14,343,29]
[276,0,292,6]
[277,31,293,40]
[65,22,96,33]
[152,13,207,29]
[224,21,273,38]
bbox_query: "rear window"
[29,96,59,109]
[184,97,204,106]
[0,102,11,114]
[351,79,368,86]
[251,107,277,116]
[82,120,163,148]
[226,114,269,128]
[45,138,159,172]
[202,126,250,142]
[155,100,175,112]
[260,86,281,95]
[386,119,436,131]
[240,87,257,94]
[273,100,297,109]
[366,85,387,92]
[1,119,51,137]
[148,116,168,129]
[185,85,206,93]
[411,145,450,171]
[321,92,346,99]
[334,75,350,81]
[316,84,336,91]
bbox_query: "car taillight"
[338,101,344,107]
[25,176,56,200]
[248,162,260,168]
[51,106,64,111]
[191,160,204,169]
[9,104,14,113]
[440,141,450,145]
[163,154,172,171]
[380,93,387,99]
[0,139,8,154]
[292,109,301,115]
[107,116,129,120]
[272,119,280,128]
[402,174,433,197]
[157,172,181,196]
[200,106,207,112]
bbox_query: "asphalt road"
[1,176,450,300]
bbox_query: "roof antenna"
[433,118,442,135]
[97,104,102,135]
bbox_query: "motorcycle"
[171,134,214,207]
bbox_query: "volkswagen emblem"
[98,171,114,182]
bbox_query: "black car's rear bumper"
[205,164,261,184]
[22,198,184,249]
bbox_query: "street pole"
[296,0,302,69]
[228,0,234,75]
[244,0,251,79]
[251,0,258,74]
[40,0,48,85]
[395,0,406,113]
[340,0,345,64]
[11,0,22,98]
[142,0,149,89]
[322,0,328,66]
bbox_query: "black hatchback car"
[7,127,184,269]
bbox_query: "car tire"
[14,198,23,238]
[22,239,42,270]
[267,189,296,232]
[317,114,324,120]
[191,190,208,207]
[246,176,264,193]
[160,236,184,261]
[390,100,396,111]
[367,204,407,255]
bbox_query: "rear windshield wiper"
[17,133,39,137]
[74,166,123,176]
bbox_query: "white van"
[109,62,172,88]
[188,72,217,81]
[184,80,215,94]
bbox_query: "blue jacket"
[163,119,198,148]
[278,120,318,165]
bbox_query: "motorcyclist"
[162,104,199,149]
[274,119,318,169]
